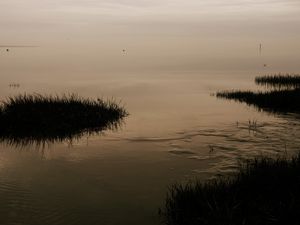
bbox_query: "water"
[1,1,300,224]
[1,55,300,224]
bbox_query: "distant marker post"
[259,43,262,55]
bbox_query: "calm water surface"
[0,46,300,225]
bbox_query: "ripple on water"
[168,149,195,155]
[126,117,300,176]
[0,178,80,225]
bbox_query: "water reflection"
[216,74,300,114]
[0,94,127,149]
[0,119,125,149]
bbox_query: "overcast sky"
[1,0,299,72]
[1,0,299,23]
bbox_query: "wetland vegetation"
[160,73,300,225]
[160,153,300,225]
[255,74,300,90]
[216,74,300,113]
[216,89,300,113]
[0,94,128,147]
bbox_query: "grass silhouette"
[160,73,300,225]
[255,74,300,90]
[0,94,128,147]
[216,89,300,113]
[216,74,300,114]
[160,153,300,225]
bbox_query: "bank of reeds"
[0,94,128,146]
[255,74,300,90]
[216,89,300,113]
[160,153,300,225]
[216,73,300,114]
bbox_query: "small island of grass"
[216,89,300,113]
[255,73,300,90]
[0,94,128,146]
[216,74,300,114]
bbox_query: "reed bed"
[216,89,300,113]
[255,74,300,90]
[160,153,300,225]
[0,94,128,145]
[216,73,300,114]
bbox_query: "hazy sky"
[1,0,299,33]
[1,0,299,73]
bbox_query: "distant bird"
[6,49,9,52]
[263,64,267,67]
[122,49,126,53]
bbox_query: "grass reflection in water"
[0,94,128,148]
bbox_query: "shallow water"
[1,55,300,224]
[1,1,300,224]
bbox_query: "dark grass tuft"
[216,89,300,114]
[0,94,128,146]
[216,74,300,114]
[255,74,300,90]
[160,153,300,225]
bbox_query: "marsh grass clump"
[216,73,300,114]
[216,89,300,113]
[0,94,128,146]
[160,153,300,225]
[255,74,300,90]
